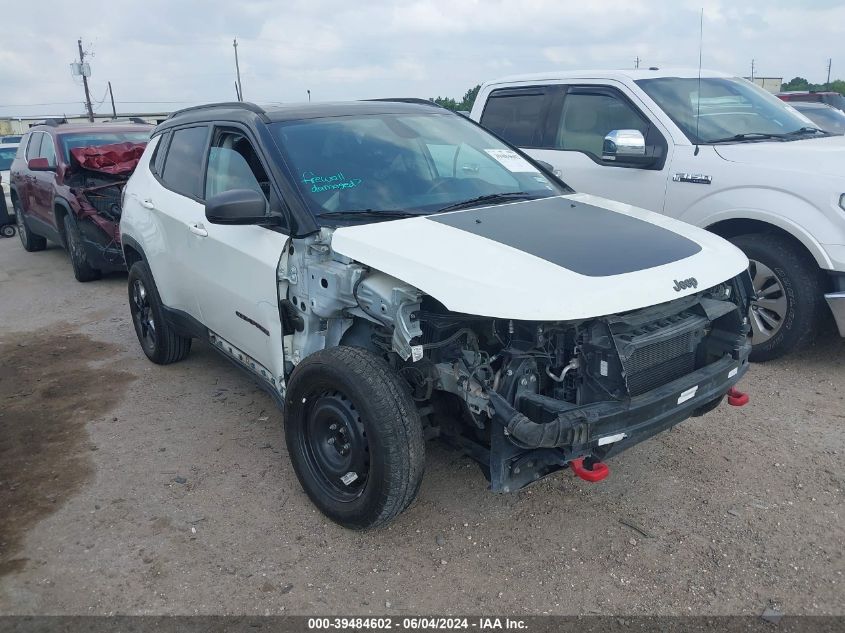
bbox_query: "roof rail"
[104,116,150,124]
[365,97,443,108]
[167,101,269,122]
[30,117,68,128]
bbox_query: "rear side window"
[150,132,170,175]
[480,90,548,147]
[161,126,209,198]
[39,134,57,167]
[25,133,41,161]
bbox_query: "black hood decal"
[428,196,702,277]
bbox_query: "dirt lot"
[0,236,842,617]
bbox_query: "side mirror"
[28,157,54,171]
[205,189,270,225]
[601,129,655,166]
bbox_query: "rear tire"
[127,261,192,364]
[729,233,825,362]
[63,214,101,282]
[0,225,15,238]
[14,200,46,252]
[285,346,425,530]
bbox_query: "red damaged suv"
[9,120,151,281]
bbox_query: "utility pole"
[827,58,832,89]
[77,38,94,122]
[635,56,640,69]
[107,81,116,118]
[750,58,755,81]
[233,38,243,101]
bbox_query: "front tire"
[0,224,15,238]
[285,346,425,530]
[63,214,101,282]
[127,261,192,364]
[14,200,46,252]
[730,233,825,362]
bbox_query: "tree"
[781,76,810,91]
[459,84,481,111]
[430,84,482,112]
[431,96,460,110]
[780,76,845,96]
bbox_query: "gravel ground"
[0,236,842,617]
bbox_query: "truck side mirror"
[601,129,655,166]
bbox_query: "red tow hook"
[727,387,749,407]
[570,457,609,483]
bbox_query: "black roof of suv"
[156,100,442,132]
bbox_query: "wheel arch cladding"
[707,218,824,276]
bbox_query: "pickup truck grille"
[614,311,708,397]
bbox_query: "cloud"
[0,0,842,117]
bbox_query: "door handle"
[140,199,155,209]
[188,223,208,237]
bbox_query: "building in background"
[743,77,783,94]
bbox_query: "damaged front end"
[67,142,147,271]
[279,229,753,494]
[394,276,753,493]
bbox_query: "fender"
[121,233,148,266]
[678,186,838,270]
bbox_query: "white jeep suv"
[120,100,753,528]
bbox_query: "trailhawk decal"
[429,196,702,277]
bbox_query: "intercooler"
[612,310,709,397]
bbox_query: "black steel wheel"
[285,346,425,529]
[300,390,370,502]
[127,261,192,364]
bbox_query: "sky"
[0,0,843,119]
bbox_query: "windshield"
[792,105,845,135]
[636,77,821,143]
[60,131,151,162]
[0,147,15,171]
[271,111,567,220]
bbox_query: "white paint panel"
[331,194,748,321]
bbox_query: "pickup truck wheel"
[15,200,46,252]
[1,224,15,238]
[127,261,192,364]
[63,215,101,282]
[285,346,425,529]
[730,234,824,362]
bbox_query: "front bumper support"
[484,352,750,492]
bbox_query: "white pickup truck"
[471,68,845,361]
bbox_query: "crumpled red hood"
[70,141,147,175]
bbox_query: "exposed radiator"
[613,311,708,397]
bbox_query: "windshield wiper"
[434,192,536,214]
[316,209,421,222]
[786,126,829,137]
[707,132,787,143]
